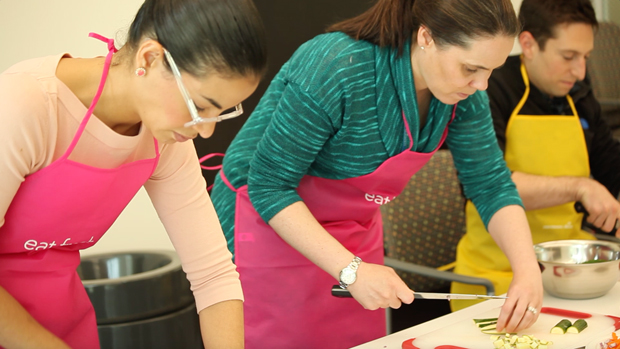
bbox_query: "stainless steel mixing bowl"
[533,240,620,299]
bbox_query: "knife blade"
[331,285,508,300]
[413,292,508,300]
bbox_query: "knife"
[331,285,508,300]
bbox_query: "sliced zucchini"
[550,319,572,334]
[474,317,499,323]
[482,330,506,335]
[480,323,497,331]
[566,319,588,334]
[482,330,517,335]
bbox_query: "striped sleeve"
[247,81,336,223]
[446,91,524,228]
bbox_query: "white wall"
[0,0,142,71]
[509,0,523,55]
[0,0,613,257]
[0,0,174,256]
[0,0,534,88]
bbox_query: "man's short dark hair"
[519,0,598,50]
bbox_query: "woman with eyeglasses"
[211,0,544,347]
[0,0,266,348]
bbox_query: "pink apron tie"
[222,105,456,349]
[0,33,160,349]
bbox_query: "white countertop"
[353,282,620,348]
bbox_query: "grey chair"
[382,149,494,295]
[587,22,620,138]
[381,149,494,333]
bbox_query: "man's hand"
[576,177,620,234]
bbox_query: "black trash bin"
[78,251,203,349]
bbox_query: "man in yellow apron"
[451,0,620,311]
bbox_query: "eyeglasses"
[163,49,243,128]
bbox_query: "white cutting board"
[403,307,620,349]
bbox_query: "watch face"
[340,268,357,285]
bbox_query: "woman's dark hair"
[127,0,267,78]
[328,0,520,54]
[519,0,598,50]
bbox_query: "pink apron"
[0,34,159,349]
[221,106,456,348]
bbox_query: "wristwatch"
[338,256,362,289]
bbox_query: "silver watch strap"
[349,256,362,270]
[338,256,362,289]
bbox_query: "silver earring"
[420,46,425,50]
[135,67,146,77]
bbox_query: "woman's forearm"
[267,201,413,310]
[0,287,70,349]
[268,201,355,279]
[487,205,540,276]
[198,300,244,349]
[486,204,544,333]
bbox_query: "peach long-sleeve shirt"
[0,54,242,312]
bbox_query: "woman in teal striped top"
[211,0,544,347]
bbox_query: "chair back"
[587,22,620,132]
[381,149,466,291]
[588,22,620,101]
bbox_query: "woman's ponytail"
[328,0,520,54]
[327,0,417,54]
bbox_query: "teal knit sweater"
[211,32,522,255]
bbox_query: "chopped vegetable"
[566,319,588,334]
[480,323,498,331]
[550,319,572,334]
[474,317,516,336]
[474,317,499,323]
[490,334,553,349]
[603,332,620,348]
[484,331,516,335]
[582,259,608,264]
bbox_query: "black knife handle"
[331,285,353,298]
[574,201,588,215]
[574,201,618,235]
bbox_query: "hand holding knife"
[331,285,507,300]
[574,201,618,235]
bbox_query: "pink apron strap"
[199,153,225,191]
[449,103,457,123]
[61,33,118,160]
[199,153,225,170]
[436,103,458,146]
[218,168,237,193]
[402,103,457,151]
[401,111,414,150]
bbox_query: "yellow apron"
[450,61,594,311]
